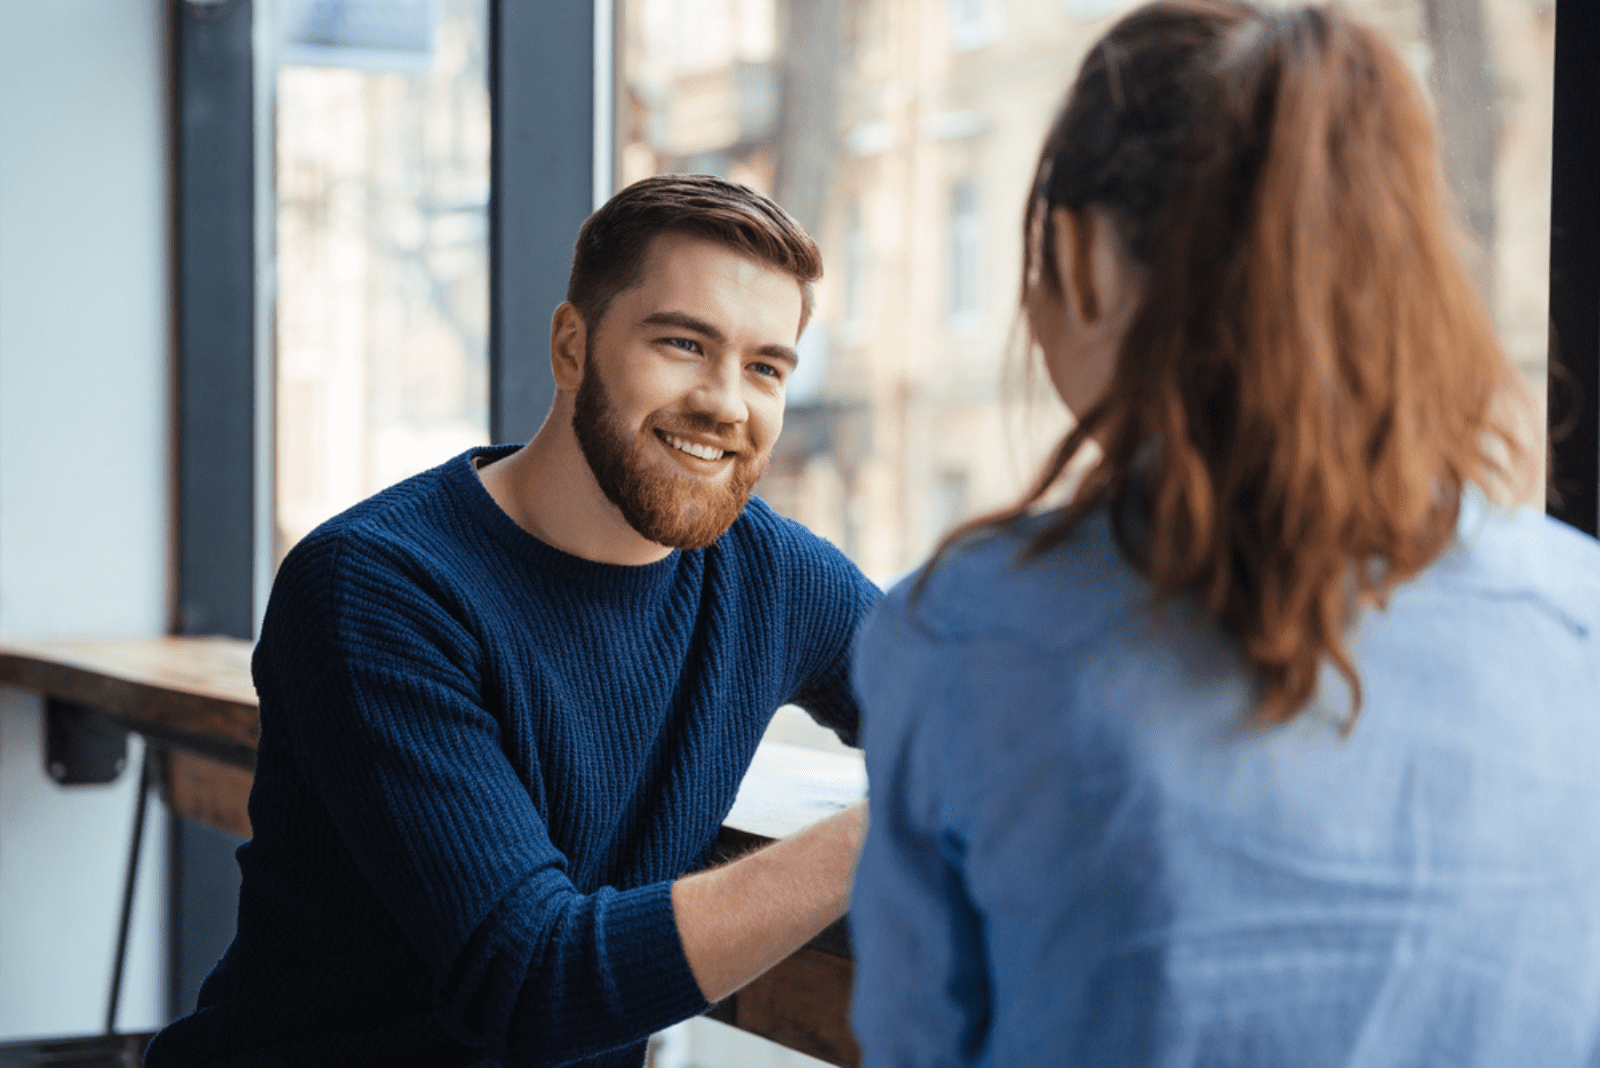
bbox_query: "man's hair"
[566,173,823,337]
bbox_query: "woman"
[849,3,1600,1066]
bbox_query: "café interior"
[0,1,1594,1065]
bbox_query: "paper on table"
[724,742,867,842]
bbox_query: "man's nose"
[684,359,748,425]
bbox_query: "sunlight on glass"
[274,0,490,562]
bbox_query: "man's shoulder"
[256,452,503,687]
[720,496,848,567]
[269,450,498,629]
[717,497,878,599]
[287,451,481,573]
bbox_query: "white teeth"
[663,434,726,461]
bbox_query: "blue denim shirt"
[851,494,1600,1067]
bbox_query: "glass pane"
[274,0,490,563]
[618,0,1555,586]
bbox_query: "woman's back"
[852,498,1600,1067]
[849,1,1600,1062]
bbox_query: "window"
[948,179,981,331]
[273,0,490,561]
[933,468,971,541]
[947,0,1006,51]
[844,200,871,334]
[1064,0,1133,20]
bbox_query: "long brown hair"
[934,1,1526,724]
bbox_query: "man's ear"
[1050,207,1101,327]
[550,302,588,392]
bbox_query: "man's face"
[572,233,803,550]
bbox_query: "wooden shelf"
[0,637,258,757]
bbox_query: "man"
[146,175,878,1067]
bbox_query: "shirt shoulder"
[854,507,1155,792]
[869,506,1146,659]
[721,496,854,565]
[1427,497,1600,638]
[276,448,503,595]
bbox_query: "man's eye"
[749,362,784,380]
[663,337,701,354]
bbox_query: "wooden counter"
[0,637,864,1066]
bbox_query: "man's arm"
[259,531,711,1065]
[672,801,867,1003]
[664,510,879,1002]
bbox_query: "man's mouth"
[657,431,731,462]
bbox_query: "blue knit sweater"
[145,445,879,1068]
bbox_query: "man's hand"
[671,800,868,1003]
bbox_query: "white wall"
[0,0,172,1040]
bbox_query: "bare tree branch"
[773,0,846,234]
[1422,0,1500,298]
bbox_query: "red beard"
[572,359,767,550]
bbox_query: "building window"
[933,468,971,541]
[948,180,981,331]
[946,0,1004,52]
[844,200,870,335]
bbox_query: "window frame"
[1547,0,1599,537]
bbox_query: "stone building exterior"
[621,0,1555,585]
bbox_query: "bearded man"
[145,175,879,1068]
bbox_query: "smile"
[658,432,730,462]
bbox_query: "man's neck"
[476,407,675,567]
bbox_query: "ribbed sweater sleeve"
[754,508,880,748]
[257,529,708,1065]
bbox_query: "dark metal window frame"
[489,0,604,443]
[170,0,256,1022]
[1548,0,1600,537]
[175,0,255,644]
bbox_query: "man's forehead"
[624,233,805,336]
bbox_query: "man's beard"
[572,358,767,551]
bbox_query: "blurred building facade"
[270,0,1555,583]
[619,0,1556,584]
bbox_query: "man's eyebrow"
[639,311,726,344]
[640,311,799,367]
[756,343,799,368]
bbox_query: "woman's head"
[982,1,1527,722]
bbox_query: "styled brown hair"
[937,0,1526,724]
[566,173,823,336]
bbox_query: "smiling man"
[145,176,879,1068]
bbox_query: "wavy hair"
[933,0,1527,724]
